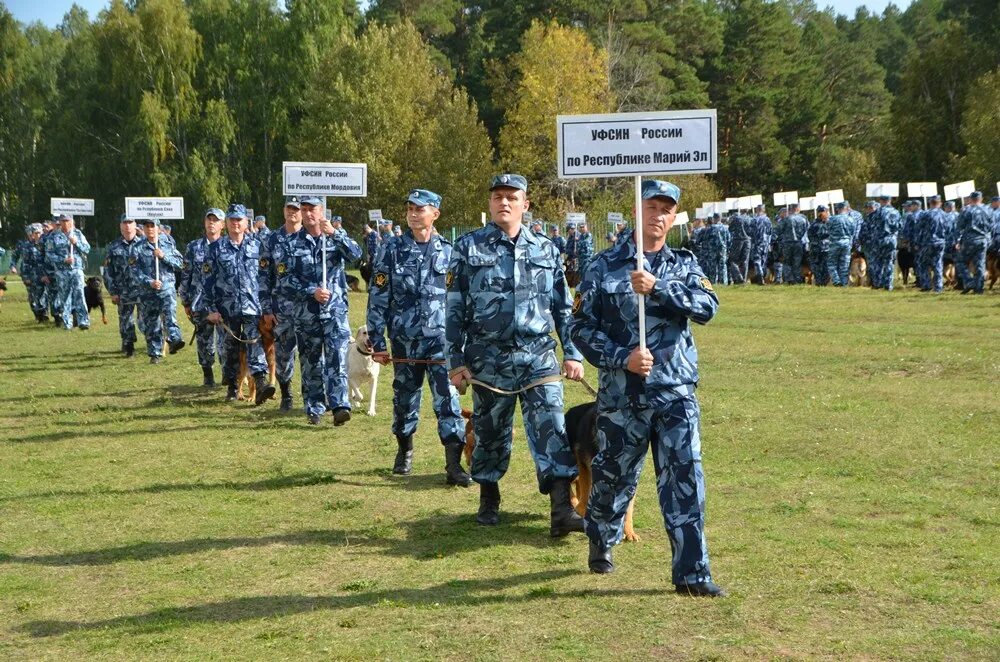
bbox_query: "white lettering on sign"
[283,162,367,197]
[368,209,382,222]
[557,110,717,178]
[125,197,185,219]
[607,212,624,223]
[566,212,586,223]
[50,198,95,215]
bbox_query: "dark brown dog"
[986,251,999,290]
[84,276,108,324]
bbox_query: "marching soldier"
[44,214,91,330]
[366,189,471,485]
[179,208,226,384]
[134,219,185,363]
[104,214,144,356]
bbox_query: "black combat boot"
[149,356,161,365]
[278,381,292,411]
[444,442,472,487]
[549,478,585,538]
[53,314,62,327]
[124,342,135,358]
[476,481,500,526]
[202,365,215,387]
[253,375,275,405]
[225,383,238,402]
[674,581,727,598]
[168,338,186,354]
[588,542,615,574]
[393,435,414,475]
[331,408,351,426]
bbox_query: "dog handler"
[570,180,726,596]
[179,208,226,383]
[446,173,586,537]
[366,189,471,485]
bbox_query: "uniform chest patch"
[446,271,454,289]
[202,263,211,274]
[128,257,137,266]
[374,272,388,288]
[277,263,287,275]
[701,277,714,292]
[572,291,583,314]
[259,258,269,269]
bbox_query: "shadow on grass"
[19,570,664,637]
[0,511,561,567]
[0,470,342,503]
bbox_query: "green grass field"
[1,277,997,660]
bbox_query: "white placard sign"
[996,181,1000,196]
[556,109,717,178]
[368,209,382,222]
[816,189,845,206]
[737,196,753,209]
[748,195,764,208]
[566,212,586,223]
[125,197,185,219]
[725,197,738,211]
[523,211,534,224]
[50,198,95,216]
[907,182,938,198]
[607,212,624,223]
[773,191,798,206]
[943,180,975,201]
[712,202,726,215]
[674,212,689,226]
[694,207,705,220]
[282,161,367,197]
[799,196,817,212]
[865,182,900,197]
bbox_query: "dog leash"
[218,319,259,345]
[459,373,599,398]
[354,340,447,365]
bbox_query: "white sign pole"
[322,234,327,289]
[633,175,646,352]
[155,234,160,282]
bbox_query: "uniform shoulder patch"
[202,262,211,274]
[446,270,454,289]
[374,272,388,288]
[128,257,137,266]
[277,262,287,275]
[700,277,714,292]
[572,291,583,314]
[259,257,269,269]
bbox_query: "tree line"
[1,0,998,246]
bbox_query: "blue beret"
[56,213,73,222]
[789,202,800,210]
[816,205,828,212]
[834,202,847,211]
[119,213,135,223]
[489,173,527,192]
[254,215,266,223]
[137,218,160,227]
[28,223,43,233]
[864,200,877,208]
[928,195,941,202]
[300,195,323,206]
[641,180,681,203]
[226,203,248,219]
[878,194,892,200]
[991,196,1000,203]
[284,196,301,209]
[161,224,172,232]
[205,208,225,219]
[407,188,442,208]
[943,201,955,208]
[969,191,982,199]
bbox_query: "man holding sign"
[135,219,185,362]
[43,214,91,330]
[955,191,993,294]
[569,180,724,596]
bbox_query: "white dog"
[347,325,380,416]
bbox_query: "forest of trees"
[1,0,998,245]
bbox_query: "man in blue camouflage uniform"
[914,195,948,293]
[259,197,303,410]
[770,209,786,284]
[727,210,751,284]
[899,200,922,288]
[103,214,144,356]
[379,219,394,243]
[826,202,856,287]
[364,223,380,262]
[807,206,831,286]
[941,201,959,286]
[253,215,270,240]
[179,208,225,383]
[576,222,595,275]
[37,219,64,326]
[570,179,725,597]
[201,204,275,404]
[989,197,1000,261]
[367,188,471,485]
[701,215,729,285]
[565,222,579,269]
[548,226,566,254]
[867,195,901,290]
[44,214,91,330]
[955,191,993,294]
[446,173,586,537]
[279,196,361,424]
[688,218,705,266]
[11,224,49,322]
[776,203,808,284]
[134,219,185,363]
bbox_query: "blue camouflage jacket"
[103,235,143,297]
[445,222,582,373]
[258,226,300,315]
[577,232,594,262]
[914,208,948,247]
[827,214,856,247]
[15,240,44,280]
[367,230,450,352]
[570,230,718,410]
[134,236,183,292]
[179,236,217,310]
[956,204,993,245]
[807,219,830,252]
[278,228,362,320]
[702,224,730,253]
[872,205,902,244]
[43,229,90,273]
[776,213,808,244]
[200,235,262,317]
[365,231,380,261]
[551,235,567,254]
[729,214,751,247]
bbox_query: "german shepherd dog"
[461,402,639,542]
[236,316,277,402]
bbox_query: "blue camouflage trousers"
[55,271,89,329]
[139,288,182,357]
[701,250,728,285]
[274,299,297,385]
[868,242,897,290]
[749,248,767,284]
[45,278,62,318]
[957,241,987,293]
[729,243,750,284]
[221,314,266,384]
[191,311,223,367]
[295,313,351,417]
[917,244,945,292]
[117,300,138,346]
[25,279,47,314]
[585,391,713,586]
[467,344,577,494]
[826,244,851,286]
[781,243,804,284]
[390,338,464,445]
[809,250,830,285]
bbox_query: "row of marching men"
[686,193,1000,292]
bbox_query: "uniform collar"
[616,229,674,263]
[485,221,539,247]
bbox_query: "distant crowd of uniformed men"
[2,175,728,596]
